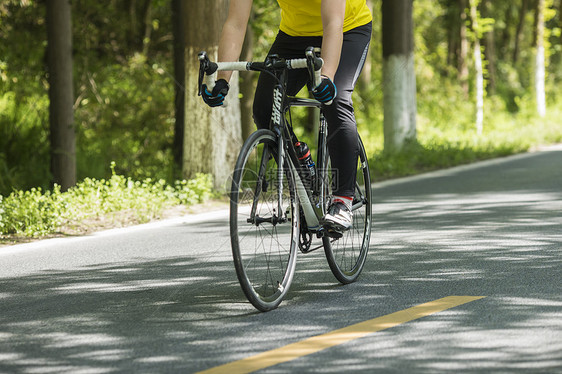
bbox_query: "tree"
[381,0,417,152]
[514,0,530,63]
[459,0,470,95]
[535,0,547,117]
[482,0,497,94]
[46,0,76,191]
[172,0,185,175]
[184,0,242,189]
[469,0,484,134]
[443,0,470,94]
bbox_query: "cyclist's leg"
[253,31,321,129]
[322,22,372,198]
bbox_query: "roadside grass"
[0,164,216,243]
[361,100,562,180]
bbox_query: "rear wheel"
[323,135,372,284]
[230,130,299,311]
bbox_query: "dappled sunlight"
[274,296,561,372]
[0,248,257,372]
[314,162,562,372]
[1,152,561,372]
[52,276,215,294]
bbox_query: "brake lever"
[197,51,219,96]
[197,52,208,96]
[305,47,323,88]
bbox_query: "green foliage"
[0,186,65,237]
[0,0,176,192]
[366,93,562,180]
[0,167,215,239]
[0,91,51,195]
[75,54,175,182]
[173,174,214,206]
[250,0,281,57]
[0,0,46,96]
[351,0,562,180]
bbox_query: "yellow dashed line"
[197,295,486,374]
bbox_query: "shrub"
[0,169,215,239]
[0,186,64,237]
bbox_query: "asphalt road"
[1,145,561,373]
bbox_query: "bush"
[0,168,215,239]
[0,186,64,237]
[173,174,214,205]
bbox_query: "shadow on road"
[1,149,561,372]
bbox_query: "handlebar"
[198,47,323,96]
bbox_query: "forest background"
[1,0,561,238]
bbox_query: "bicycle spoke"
[231,130,298,311]
[323,135,372,284]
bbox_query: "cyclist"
[201,0,372,232]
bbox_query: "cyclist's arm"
[217,0,253,82]
[320,0,346,81]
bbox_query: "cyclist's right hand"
[202,79,230,107]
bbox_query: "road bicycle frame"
[198,48,331,233]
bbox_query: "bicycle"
[198,47,372,311]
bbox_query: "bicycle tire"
[230,129,299,311]
[322,135,372,284]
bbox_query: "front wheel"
[230,129,299,311]
[323,135,372,284]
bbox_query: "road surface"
[1,145,561,373]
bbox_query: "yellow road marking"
[197,296,485,374]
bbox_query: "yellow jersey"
[277,0,372,37]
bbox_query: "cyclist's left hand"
[202,79,230,107]
[312,76,337,105]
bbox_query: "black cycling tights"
[253,22,372,197]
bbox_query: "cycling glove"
[202,79,230,107]
[312,76,337,105]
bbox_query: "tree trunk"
[141,0,153,56]
[46,0,76,191]
[513,0,529,63]
[447,1,460,72]
[129,0,138,50]
[535,0,546,117]
[382,0,417,153]
[470,0,484,135]
[459,0,470,96]
[172,0,185,176]
[184,0,242,189]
